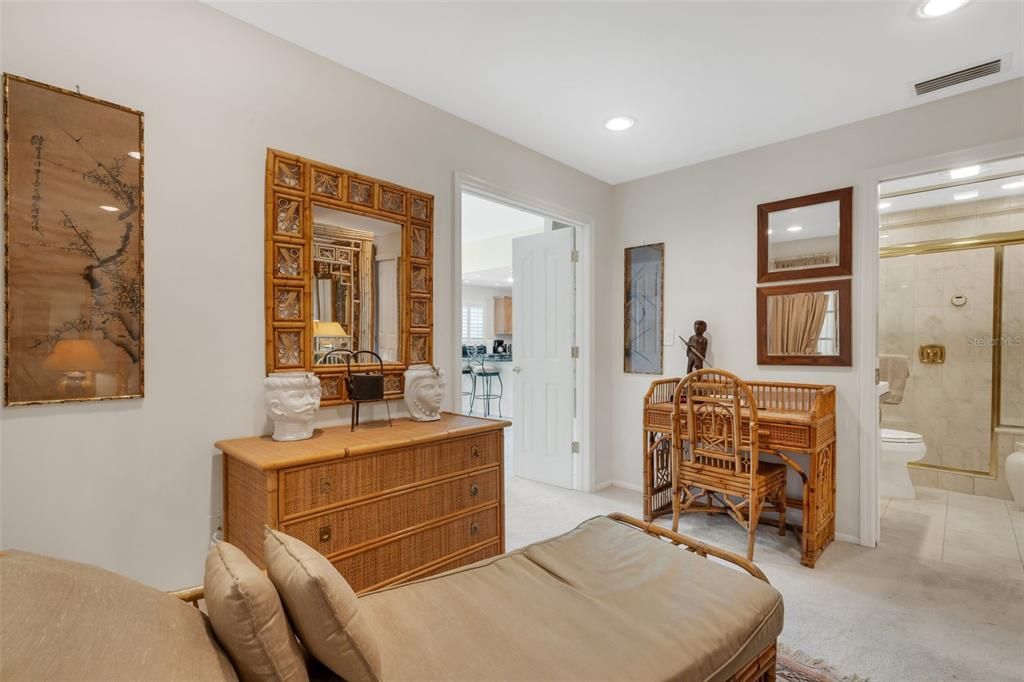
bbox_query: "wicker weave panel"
[763,423,810,449]
[815,418,836,448]
[225,459,270,568]
[333,506,500,593]
[282,468,499,556]
[280,432,501,519]
[645,408,673,431]
[411,542,501,581]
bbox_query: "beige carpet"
[506,477,1024,682]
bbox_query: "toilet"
[880,429,927,499]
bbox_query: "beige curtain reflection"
[767,292,829,355]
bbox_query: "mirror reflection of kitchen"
[311,205,402,365]
[767,201,841,273]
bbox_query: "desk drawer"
[282,468,500,555]
[335,506,500,593]
[761,422,811,450]
[280,432,501,519]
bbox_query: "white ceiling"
[462,193,546,243]
[463,266,515,289]
[210,1,1023,185]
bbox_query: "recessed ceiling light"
[128,151,141,160]
[948,164,980,179]
[953,190,979,201]
[878,202,891,210]
[918,0,971,17]
[604,116,635,132]
[506,277,514,283]
[786,225,803,232]
[1001,179,1024,190]
[99,205,119,212]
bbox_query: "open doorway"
[455,180,592,494]
[874,153,1024,574]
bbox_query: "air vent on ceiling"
[914,59,1002,96]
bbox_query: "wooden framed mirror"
[757,187,852,283]
[756,279,851,366]
[265,149,433,405]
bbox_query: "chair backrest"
[317,348,353,366]
[672,369,761,481]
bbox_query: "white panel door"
[512,228,574,489]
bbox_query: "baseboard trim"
[594,480,643,492]
[835,532,861,545]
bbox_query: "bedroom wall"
[604,78,1024,541]
[0,0,612,588]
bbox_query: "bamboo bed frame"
[171,513,777,682]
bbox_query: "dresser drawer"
[280,431,501,519]
[282,468,500,556]
[334,506,500,593]
[416,542,501,580]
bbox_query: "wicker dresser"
[218,413,508,593]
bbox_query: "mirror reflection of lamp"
[43,339,104,398]
[314,321,348,349]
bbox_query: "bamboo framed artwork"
[624,243,664,374]
[3,75,144,405]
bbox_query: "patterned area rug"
[777,645,867,682]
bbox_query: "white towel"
[879,354,910,405]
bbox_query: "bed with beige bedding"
[1,514,783,681]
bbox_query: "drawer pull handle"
[469,521,480,536]
[471,446,480,459]
[470,483,479,497]
[319,526,332,543]
[320,479,332,495]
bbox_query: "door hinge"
[570,249,579,263]
[570,345,580,359]
[571,441,580,454]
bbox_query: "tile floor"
[881,485,1024,580]
[505,477,1024,681]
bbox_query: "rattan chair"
[671,369,787,561]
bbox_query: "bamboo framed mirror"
[265,149,433,405]
[756,279,851,366]
[757,187,852,283]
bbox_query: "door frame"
[452,171,596,492]
[857,136,1024,548]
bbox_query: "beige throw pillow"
[264,528,381,682]
[205,541,309,682]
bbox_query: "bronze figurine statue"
[685,320,709,373]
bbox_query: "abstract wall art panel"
[624,243,664,374]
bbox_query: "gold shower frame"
[880,229,1024,478]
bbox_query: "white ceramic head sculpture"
[404,364,445,422]
[264,372,321,441]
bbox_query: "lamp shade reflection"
[314,321,348,337]
[43,339,104,398]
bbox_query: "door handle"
[512,366,521,374]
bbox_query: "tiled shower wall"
[879,200,1023,499]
